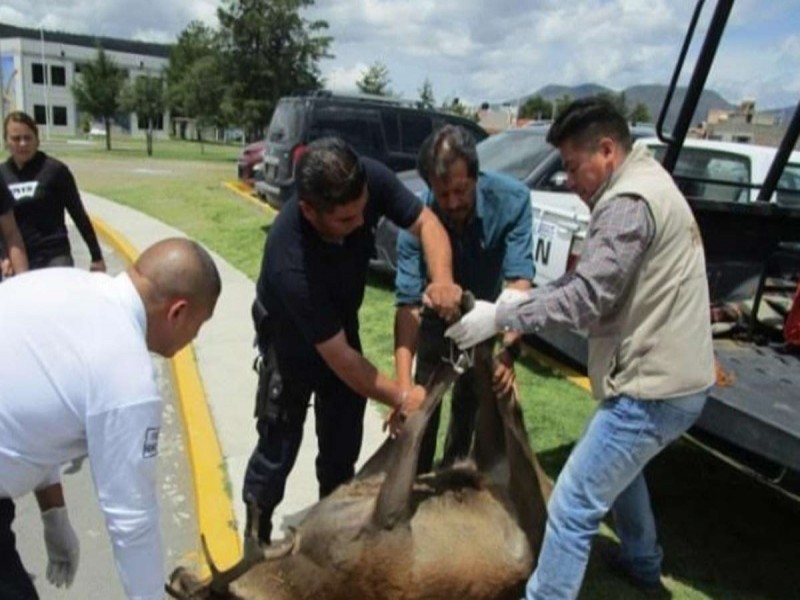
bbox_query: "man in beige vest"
[445,98,715,599]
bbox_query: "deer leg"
[368,360,461,530]
[498,387,550,565]
[366,294,477,530]
[471,345,550,564]
[471,343,508,474]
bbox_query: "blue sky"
[3,0,798,110]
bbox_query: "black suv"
[256,91,488,210]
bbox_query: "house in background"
[699,99,795,148]
[0,23,170,139]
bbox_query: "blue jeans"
[525,389,709,600]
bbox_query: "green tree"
[629,102,651,124]
[417,78,435,109]
[216,0,332,140]
[552,93,573,119]
[166,21,220,139]
[120,75,166,157]
[357,61,391,96]
[71,47,126,150]
[596,91,629,119]
[179,55,229,152]
[441,97,477,121]
[519,94,553,120]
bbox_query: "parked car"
[256,91,488,210]
[237,140,267,186]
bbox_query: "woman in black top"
[1,111,105,271]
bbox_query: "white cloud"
[322,62,369,93]
[2,0,797,109]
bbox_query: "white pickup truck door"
[530,190,590,286]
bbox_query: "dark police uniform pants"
[0,498,40,600]
[242,345,366,544]
[415,315,480,475]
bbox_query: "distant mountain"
[624,84,735,128]
[535,83,613,101]
[510,83,737,129]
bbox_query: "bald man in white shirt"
[0,237,220,600]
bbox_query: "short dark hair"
[417,124,479,185]
[295,137,366,213]
[3,111,39,140]
[547,98,632,153]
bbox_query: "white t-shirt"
[0,268,164,600]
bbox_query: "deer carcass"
[167,337,551,600]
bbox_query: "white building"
[0,23,170,138]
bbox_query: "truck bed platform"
[697,340,800,473]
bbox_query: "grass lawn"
[52,136,800,600]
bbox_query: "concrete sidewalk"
[83,192,388,567]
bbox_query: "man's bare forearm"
[394,305,421,388]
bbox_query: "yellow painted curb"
[223,181,277,215]
[523,345,592,393]
[90,215,241,575]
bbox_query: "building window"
[33,105,47,125]
[51,66,66,86]
[53,106,68,126]
[32,63,45,84]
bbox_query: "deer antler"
[201,526,296,596]
[202,533,265,595]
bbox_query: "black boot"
[243,500,271,548]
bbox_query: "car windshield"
[477,128,552,180]
[268,101,303,143]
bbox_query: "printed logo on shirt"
[7,181,38,203]
[143,427,160,458]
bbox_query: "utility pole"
[39,25,51,140]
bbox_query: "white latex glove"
[496,288,529,305]
[41,506,80,588]
[444,300,499,349]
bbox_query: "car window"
[477,129,552,181]
[649,144,751,203]
[267,101,303,143]
[309,106,385,156]
[778,164,800,207]
[399,114,433,153]
[381,112,401,152]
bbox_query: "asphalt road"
[12,226,199,599]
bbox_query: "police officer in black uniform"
[243,137,461,545]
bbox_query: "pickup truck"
[529,136,800,284]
